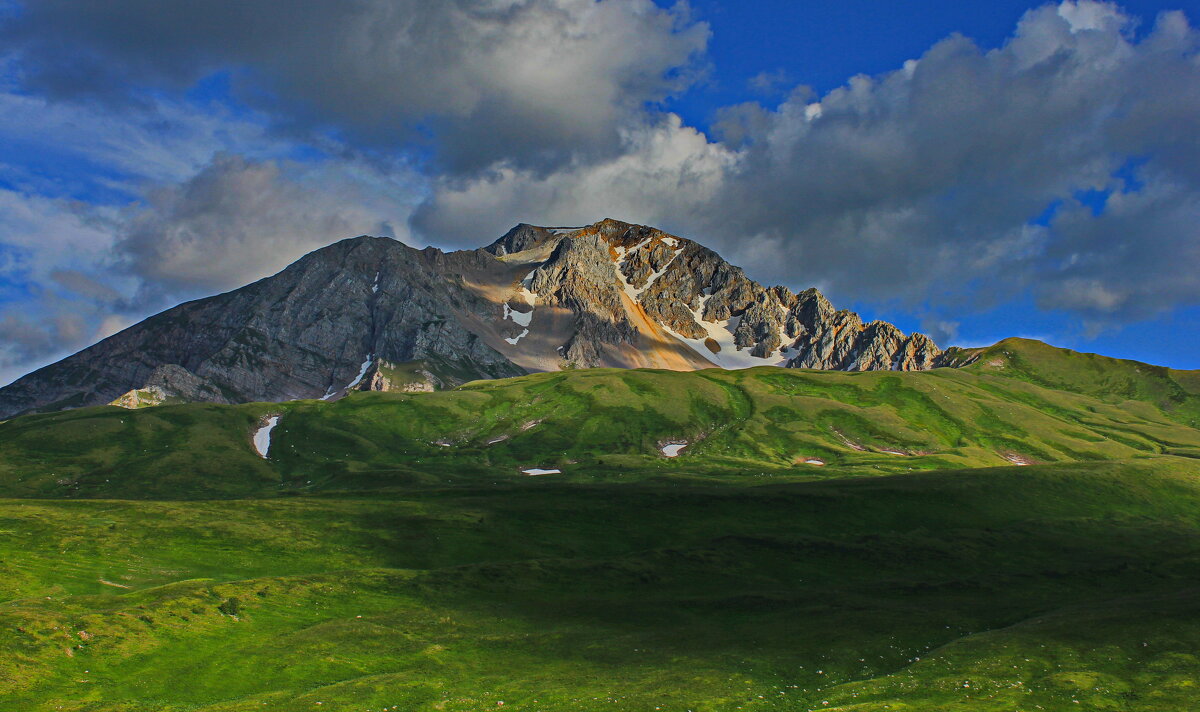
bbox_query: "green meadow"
[2,338,1200,710]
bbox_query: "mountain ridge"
[0,218,945,417]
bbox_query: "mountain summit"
[0,219,941,417]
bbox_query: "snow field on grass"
[253,416,280,458]
[661,443,686,457]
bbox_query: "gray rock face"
[0,219,944,418]
[0,237,523,417]
[484,223,564,256]
[528,231,640,366]
[541,219,943,373]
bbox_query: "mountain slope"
[0,236,527,418]
[4,361,1200,499]
[2,363,1200,709]
[0,219,941,418]
[3,345,1200,709]
[943,337,1200,427]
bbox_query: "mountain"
[4,338,1199,499]
[0,218,941,418]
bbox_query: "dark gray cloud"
[50,269,124,305]
[0,308,91,381]
[1038,172,1200,327]
[3,0,708,174]
[115,153,417,302]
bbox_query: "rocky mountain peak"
[0,218,944,417]
[485,219,942,374]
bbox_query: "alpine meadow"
[2,1,1200,711]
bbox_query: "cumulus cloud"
[1038,171,1200,326]
[3,0,708,174]
[707,1,1200,324]
[0,188,128,382]
[116,153,421,301]
[412,114,734,245]
[0,148,419,382]
[416,1,1200,331]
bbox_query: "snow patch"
[253,416,280,458]
[522,468,561,476]
[346,356,373,390]
[661,443,686,457]
[614,259,641,303]
[371,272,380,293]
[612,237,675,301]
[500,275,537,345]
[803,458,826,466]
[662,294,789,370]
[1001,452,1034,466]
[503,303,532,327]
[637,251,681,296]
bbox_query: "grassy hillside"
[2,343,1200,710]
[3,460,1200,710]
[947,337,1200,427]
[3,359,1200,499]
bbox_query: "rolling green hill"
[2,338,1200,710]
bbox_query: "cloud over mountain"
[1,0,1199,383]
[420,2,1200,328]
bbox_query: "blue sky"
[0,0,1198,382]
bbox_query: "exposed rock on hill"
[0,219,942,417]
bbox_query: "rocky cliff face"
[0,219,943,417]
[0,237,523,417]
[514,219,942,372]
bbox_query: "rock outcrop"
[0,219,944,417]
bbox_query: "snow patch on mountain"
[663,293,789,369]
[253,416,280,458]
[347,356,373,390]
[501,274,537,345]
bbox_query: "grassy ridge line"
[3,458,1200,709]
[3,356,1200,499]
[950,337,1200,425]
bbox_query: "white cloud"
[4,0,709,174]
[0,90,277,197]
[117,153,423,300]
[415,1,1200,333]
[414,114,733,245]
